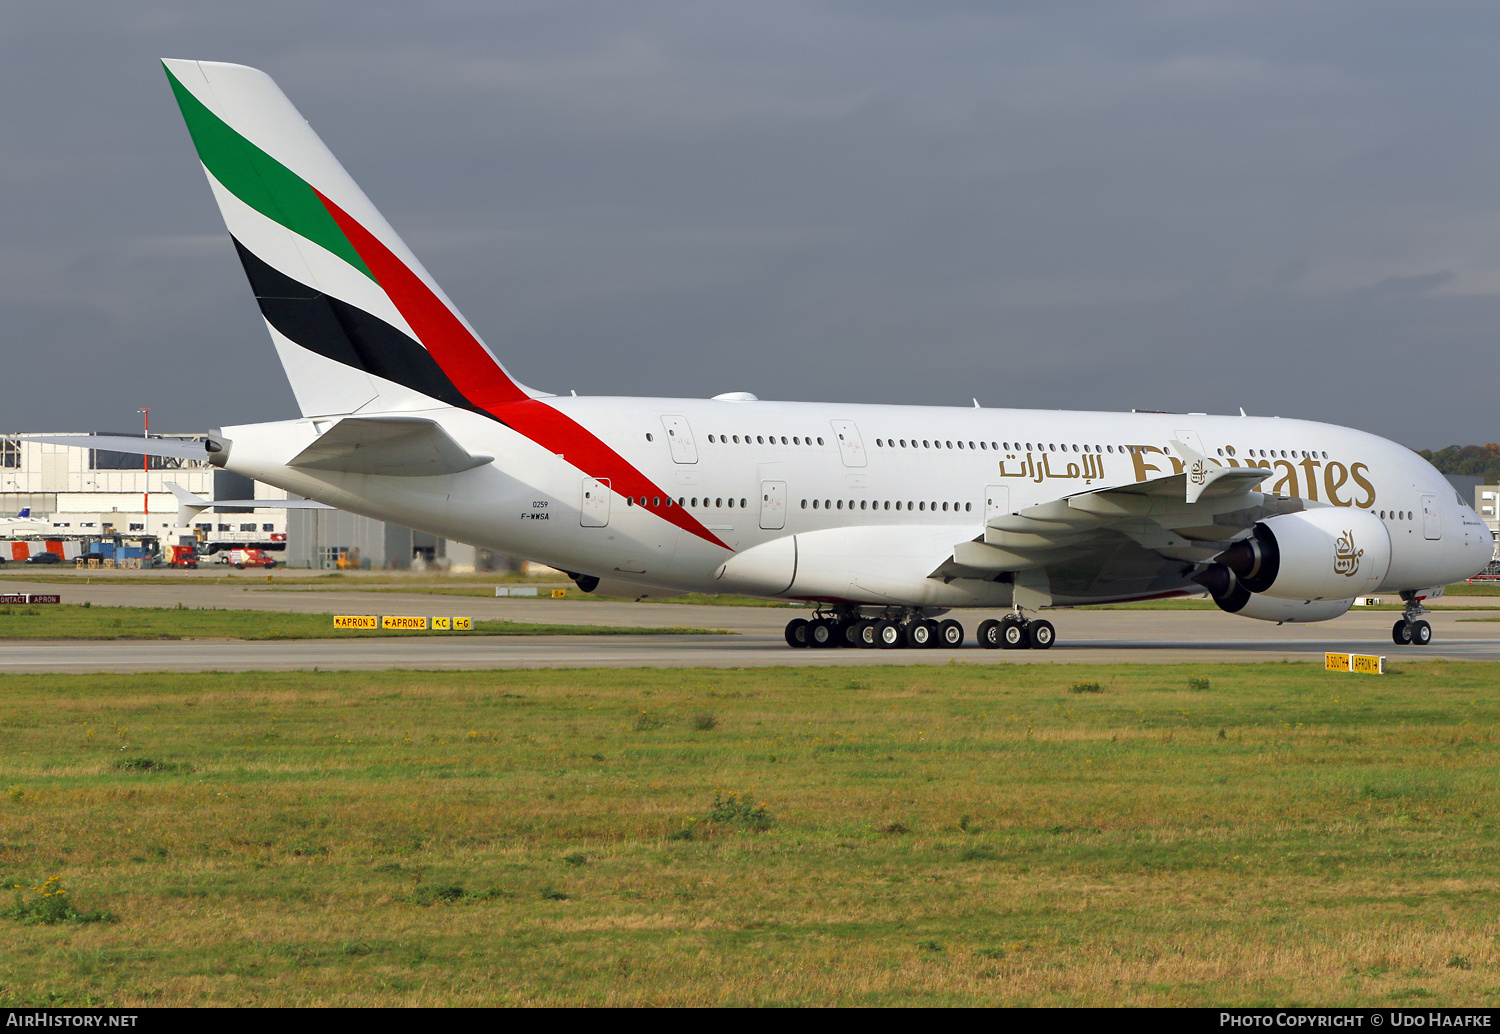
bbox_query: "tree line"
[1418,443,1500,484]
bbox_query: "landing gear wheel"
[905,620,934,649]
[1028,620,1055,650]
[939,619,964,648]
[808,620,836,648]
[841,621,864,648]
[1392,619,1412,646]
[856,621,879,648]
[978,619,1002,649]
[1000,616,1029,650]
[1409,619,1432,646]
[876,619,903,649]
[784,618,810,648]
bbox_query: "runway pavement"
[0,575,1496,671]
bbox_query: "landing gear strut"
[977,610,1055,650]
[1391,592,1434,647]
[782,607,965,650]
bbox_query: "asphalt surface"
[0,575,1496,671]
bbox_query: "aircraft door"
[759,481,787,530]
[1421,493,1442,541]
[985,485,1010,523]
[581,477,611,527]
[830,420,866,467]
[660,415,698,464]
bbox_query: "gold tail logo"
[1190,459,1207,486]
[1333,530,1363,577]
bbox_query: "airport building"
[0,432,486,569]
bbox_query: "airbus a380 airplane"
[35,60,1495,651]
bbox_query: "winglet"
[1169,439,1270,504]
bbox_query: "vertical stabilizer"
[163,59,539,417]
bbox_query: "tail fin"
[163,59,538,418]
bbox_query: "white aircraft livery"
[39,60,1495,651]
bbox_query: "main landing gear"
[1391,591,1434,647]
[783,606,1060,650]
[783,608,967,650]
[976,611,1054,651]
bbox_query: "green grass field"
[2,661,1499,1006]
[0,605,724,640]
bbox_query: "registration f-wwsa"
[36,61,1494,652]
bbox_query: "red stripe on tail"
[317,191,729,550]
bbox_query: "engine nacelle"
[1215,590,1354,623]
[1215,507,1391,600]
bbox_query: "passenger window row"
[799,499,972,513]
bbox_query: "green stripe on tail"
[164,63,373,281]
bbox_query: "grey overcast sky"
[2,1,1498,448]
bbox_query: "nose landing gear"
[1391,591,1434,646]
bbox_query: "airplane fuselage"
[217,398,1492,607]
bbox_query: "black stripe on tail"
[232,238,487,415]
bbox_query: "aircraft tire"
[809,620,836,648]
[905,620,933,649]
[1000,617,1029,650]
[939,619,964,648]
[856,620,880,648]
[1028,620,1056,650]
[1409,619,1432,646]
[977,619,1001,649]
[876,620,903,649]
[1392,620,1412,646]
[785,618,810,648]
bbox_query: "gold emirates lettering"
[1127,448,1378,509]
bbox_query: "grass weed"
[0,662,1498,1005]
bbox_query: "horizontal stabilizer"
[165,482,330,526]
[288,416,492,477]
[20,435,211,461]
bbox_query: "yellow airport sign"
[382,616,428,630]
[333,615,378,629]
[453,617,472,630]
[432,617,451,631]
[1325,652,1385,675]
[552,589,567,598]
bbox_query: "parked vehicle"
[25,551,62,564]
[228,548,277,570]
[167,545,201,569]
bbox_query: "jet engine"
[1206,507,1391,601]
[1192,564,1355,622]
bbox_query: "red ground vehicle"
[228,548,278,570]
[168,545,200,569]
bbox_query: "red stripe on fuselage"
[316,190,729,550]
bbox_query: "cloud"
[0,1,1497,448]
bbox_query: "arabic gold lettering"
[1333,529,1363,577]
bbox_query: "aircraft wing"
[941,442,1300,602]
[20,435,210,460]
